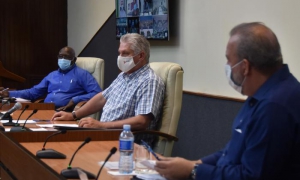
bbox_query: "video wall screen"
[115,0,169,40]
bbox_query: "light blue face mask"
[58,58,72,70]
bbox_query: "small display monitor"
[115,0,169,40]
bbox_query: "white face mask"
[225,61,246,94]
[117,54,140,73]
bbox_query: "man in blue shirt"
[155,22,300,180]
[51,33,165,133]
[0,47,101,111]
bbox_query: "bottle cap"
[123,124,131,130]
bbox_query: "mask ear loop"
[132,51,143,66]
[231,60,244,69]
[239,60,249,93]
[230,60,246,86]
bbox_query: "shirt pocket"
[226,125,246,163]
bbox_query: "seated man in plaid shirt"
[51,33,165,138]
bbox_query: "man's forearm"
[76,93,105,118]
[100,115,151,130]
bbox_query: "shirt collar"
[250,64,290,102]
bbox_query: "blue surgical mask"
[58,58,71,70]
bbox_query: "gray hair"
[120,33,150,62]
[230,22,283,73]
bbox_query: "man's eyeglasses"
[57,55,74,60]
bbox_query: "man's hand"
[155,157,196,180]
[0,87,9,97]
[56,99,75,111]
[78,117,102,128]
[51,111,73,121]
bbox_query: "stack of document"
[98,160,166,180]
[98,161,120,170]
[15,97,31,102]
[136,173,166,180]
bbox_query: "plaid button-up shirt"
[101,64,165,131]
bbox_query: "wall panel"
[0,0,67,90]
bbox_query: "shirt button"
[60,81,62,83]
[222,153,225,156]
[58,89,60,91]
[240,119,243,122]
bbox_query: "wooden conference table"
[0,109,136,180]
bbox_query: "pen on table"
[1,88,9,92]
[141,140,161,161]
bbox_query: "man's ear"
[139,51,145,60]
[73,57,77,62]
[243,59,250,76]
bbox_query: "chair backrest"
[76,57,105,119]
[150,62,184,156]
[76,57,104,89]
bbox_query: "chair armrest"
[74,101,87,111]
[133,130,179,142]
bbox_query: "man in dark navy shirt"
[155,22,300,180]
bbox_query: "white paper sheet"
[140,160,156,170]
[53,124,79,127]
[98,161,119,170]
[30,128,48,131]
[107,170,136,176]
[136,173,166,180]
[0,120,36,124]
[36,124,54,128]
[15,98,31,102]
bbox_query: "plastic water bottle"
[119,124,134,174]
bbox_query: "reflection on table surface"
[21,141,133,180]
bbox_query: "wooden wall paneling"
[0,0,67,90]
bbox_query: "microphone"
[1,102,22,126]
[36,130,67,159]
[10,109,38,132]
[61,137,96,179]
[96,147,117,180]
[14,104,29,126]
[4,102,22,115]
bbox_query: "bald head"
[230,22,283,74]
[58,46,76,61]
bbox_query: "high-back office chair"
[74,57,104,120]
[134,62,184,157]
[75,57,104,90]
